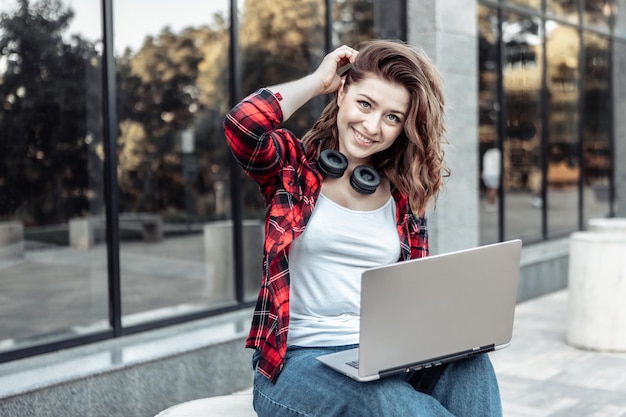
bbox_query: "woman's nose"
[362,114,381,135]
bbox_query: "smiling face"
[336,74,410,166]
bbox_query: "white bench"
[155,390,255,417]
[119,213,163,242]
[69,213,163,248]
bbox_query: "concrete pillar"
[0,221,24,259]
[405,0,480,255]
[203,220,263,303]
[613,38,626,217]
[69,217,105,248]
[588,217,626,232]
[567,231,626,351]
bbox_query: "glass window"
[333,0,374,47]
[582,32,612,225]
[615,0,626,36]
[502,12,545,243]
[508,0,542,10]
[236,0,374,301]
[113,0,234,325]
[239,0,326,133]
[0,0,108,351]
[545,21,580,238]
[547,0,580,23]
[583,0,613,30]
[238,0,327,301]
[478,5,502,245]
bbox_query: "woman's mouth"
[353,128,374,146]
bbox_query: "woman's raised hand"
[313,45,358,95]
[267,45,358,121]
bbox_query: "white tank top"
[287,193,401,347]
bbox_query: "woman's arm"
[267,45,358,121]
[223,45,358,183]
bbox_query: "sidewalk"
[490,289,626,417]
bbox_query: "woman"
[224,40,502,417]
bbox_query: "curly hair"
[302,40,449,215]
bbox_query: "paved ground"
[490,289,626,417]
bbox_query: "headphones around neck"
[318,149,381,195]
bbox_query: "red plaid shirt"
[223,88,429,383]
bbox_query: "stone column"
[405,0,480,255]
[613,38,626,217]
[567,231,626,351]
[204,219,263,304]
[0,221,24,259]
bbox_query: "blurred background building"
[1,0,625,415]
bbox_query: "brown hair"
[302,40,449,215]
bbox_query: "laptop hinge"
[378,344,496,379]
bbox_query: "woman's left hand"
[313,45,358,95]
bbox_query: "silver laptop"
[316,239,522,382]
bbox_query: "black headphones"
[318,149,381,195]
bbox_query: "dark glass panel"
[583,0,613,30]
[547,0,580,23]
[545,21,580,237]
[614,0,626,36]
[238,0,327,301]
[502,12,544,243]
[582,33,611,224]
[508,0,542,9]
[0,0,108,351]
[333,0,374,47]
[113,1,234,325]
[478,5,502,245]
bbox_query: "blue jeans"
[252,345,502,417]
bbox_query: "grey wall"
[517,238,570,301]
[0,339,253,417]
[0,309,255,417]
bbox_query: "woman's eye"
[387,114,401,123]
[358,101,371,109]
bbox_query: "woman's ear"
[337,79,347,107]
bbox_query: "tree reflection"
[116,23,228,217]
[0,0,104,225]
[0,0,373,227]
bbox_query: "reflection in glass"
[502,12,544,243]
[583,0,613,30]
[236,0,373,301]
[333,0,374,47]
[545,22,580,238]
[113,0,235,324]
[547,0,580,23]
[508,0,542,9]
[582,33,612,224]
[238,0,327,301]
[0,0,108,351]
[239,0,326,131]
[616,0,626,35]
[478,5,501,245]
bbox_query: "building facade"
[0,0,625,415]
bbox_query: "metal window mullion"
[229,0,245,304]
[608,37,616,217]
[540,15,549,239]
[577,26,585,230]
[496,5,506,243]
[326,0,333,51]
[101,0,122,336]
